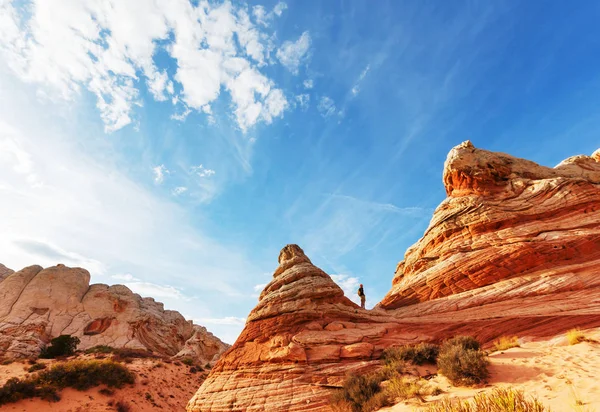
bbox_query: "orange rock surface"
[189,142,600,411]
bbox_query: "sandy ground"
[379,328,600,411]
[0,355,206,411]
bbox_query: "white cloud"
[0,0,300,132]
[111,273,140,282]
[317,96,336,117]
[191,165,216,178]
[253,283,267,292]
[303,79,314,89]
[331,274,361,304]
[253,2,287,26]
[172,186,188,196]
[351,64,371,96]
[125,281,189,300]
[153,164,169,184]
[196,317,246,326]
[296,94,310,110]
[277,31,311,74]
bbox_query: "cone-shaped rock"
[187,245,391,411]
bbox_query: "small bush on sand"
[115,400,131,412]
[566,328,588,345]
[492,336,520,352]
[181,357,194,366]
[383,342,440,365]
[441,336,481,352]
[85,345,115,354]
[330,372,439,411]
[39,335,80,359]
[27,362,47,373]
[437,336,489,386]
[112,348,157,362]
[424,387,549,411]
[0,359,134,406]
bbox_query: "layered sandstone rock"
[379,141,600,309]
[189,143,600,411]
[187,245,396,412]
[0,264,228,363]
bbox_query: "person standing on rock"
[358,284,366,309]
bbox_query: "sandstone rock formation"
[0,264,228,363]
[189,142,600,411]
[0,263,13,283]
[379,141,600,309]
[187,245,394,411]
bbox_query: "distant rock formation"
[0,264,229,363]
[189,142,600,411]
[0,263,13,283]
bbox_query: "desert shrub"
[441,336,481,352]
[115,400,131,412]
[1,359,13,365]
[492,336,520,352]
[38,359,135,390]
[437,337,489,386]
[330,372,437,412]
[566,328,587,345]
[112,348,156,362]
[85,345,115,354]
[99,387,114,396]
[383,342,440,365]
[181,357,194,366]
[385,376,436,401]
[40,335,80,359]
[27,362,47,373]
[424,387,549,411]
[0,359,134,406]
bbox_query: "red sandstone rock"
[189,143,600,412]
[0,264,228,363]
[379,141,600,308]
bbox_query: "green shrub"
[383,342,439,365]
[492,336,520,352]
[424,387,549,411]
[437,343,489,386]
[40,335,80,359]
[0,359,134,406]
[27,362,47,373]
[39,359,135,390]
[181,357,194,366]
[85,345,115,354]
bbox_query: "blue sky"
[1,0,599,343]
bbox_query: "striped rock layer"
[189,142,600,411]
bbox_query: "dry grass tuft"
[492,336,520,352]
[424,387,549,411]
[566,328,589,345]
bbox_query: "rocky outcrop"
[187,245,394,411]
[189,143,600,411]
[379,141,600,309]
[0,264,228,363]
[0,263,13,283]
